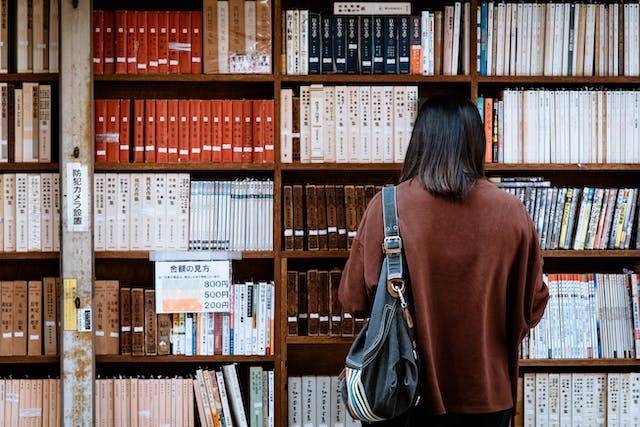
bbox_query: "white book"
[309,84,325,163]
[32,0,44,72]
[286,10,296,75]
[116,174,130,251]
[165,174,179,250]
[299,10,309,75]
[631,372,640,425]
[223,364,248,427]
[215,370,233,426]
[346,86,360,163]
[0,176,3,249]
[0,1,7,73]
[559,373,572,426]
[299,86,311,163]
[152,174,166,250]
[257,283,267,355]
[280,88,293,163]
[584,4,596,76]
[323,87,336,163]
[178,174,190,250]
[0,84,7,162]
[104,174,118,251]
[382,86,394,163]
[334,86,348,163]
[27,174,41,251]
[358,86,371,163]
[22,83,37,162]
[291,10,300,74]
[316,376,331,427]
[16,0,30,72]
[406,86,418,158]
[15,173,28,252]
[13,89,23,163]
[608,373,621,425]
[495,3,505,76]
[185,314,193,356]
[37,85,51,163]
[548,373,560,426]
[420,12,429,75]
[534,373,548,425]
[48,0,59,72]
[560,4,570,76]
[509,5,517,76]
[331,376,345,427]
[543,3,554,76]
[370,86,384,162]
[52,173,59,251]
[302,376,316,427]
[129,174,143,251]
[392,86,408,163]
[217,1,230,73]
[451,2,461,75]
[571,374,585,425]
[621,373,632,425]
[268,371,275,427]
[40,173,53,252]
[244,1,256,57]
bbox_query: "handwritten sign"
[154,261,231,313]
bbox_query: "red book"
[211,100,223,163]
[126,11,137,73]
[168,12,180,73]
[178,100,190,162]
[264,100,274,162]
[106,100,120,163]
[147,12,159,74]
[157,12,169,74]
[156,100,168,163]
[190,11,202,74]
[93,11,104,75]
[104,11,115,74]
[119,99,131,162]
[200,100,212,163]
[167,100,179,162]
[133,100,145,162]
[231,100,243,163]
[221,101,233,162]
[252,100,264,163]
[95,99,107,162]
[144,99,156,162]
[242,101,253,163]
[114,10,127,74]
[484,98,493,163]
[213,313,223,355]
[136,12,148,73]
[189,100,201,162]
[178,12,192,74]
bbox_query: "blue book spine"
[321,15,333,73]
[372,16,384,74]
[192,314,197,356]
[333,16,347,73]
[346,17,359,73]
[383,16,397,74]
[480,3,488,76]
[397,16,410,74]
[360,16,373,74]
[476,97,484,121]
[308,13,321,74]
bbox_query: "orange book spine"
[144,99,156,162]
[179,12,192,74]
[264,100,275,163]
[147,12,159,74]
[178,100,190,162]
[136,12,148,74]
[156,100,168,163]
[126,11,137,74]
[189,100,201,162]
[157,12,169,74]
[119,99,131,163]
[106,100,121,163]
[221,101,233,162]
[95,99,107,162]
[167,99,179,162]
[133,100,145,163]
[200,100,212,163]
[231,100,243,162]
[211,100,223,163]
[115,10,127,74]
[168,12,180,73]
[483,98,493,163]
[242,100,253,163]
[191,11,202,74]
[104,11,115,74]
[252,100,264,164]
[93,10,104,75]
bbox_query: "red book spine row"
[94,10,201,75]
[95,99,275,164]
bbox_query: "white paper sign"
[155,260,231,313]
[65,162,89,232]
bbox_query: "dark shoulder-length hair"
[400,94,486,199]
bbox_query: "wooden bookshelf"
[518,359,640,368]
[0,73,59,82]
[0,356,59,364]
[0,163,60,171]
[96,355,275,364]
[94,74,274,83]
[0,252,59,260]
[95,162,275,172]
[95,251,276,259]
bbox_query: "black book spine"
[383,16,398,74]
[360,16,373,74]
[372,16,384,74]
[346,17,359,73]
[321,15,334,73]
[398,15,410,74]
[333,16,347,73]
[308,13,322,74]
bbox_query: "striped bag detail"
[344,367,385,423]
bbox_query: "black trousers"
[365,408,513,427]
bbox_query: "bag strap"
[382,186,403,281]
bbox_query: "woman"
[338,95,549,427]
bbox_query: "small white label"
[134,326,144,333]
[13,332,23,338]
[309,313,319,319]
[121,326,131,332]
[287,316,297,322]
[95,330,105,337]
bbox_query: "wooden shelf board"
[94,74,274,82]
[280,163,402,171]
[0,73,58,82]
[287,336,354,345]
[478,76,640,85]
[281,74,471,84]
[519,359,640,367]
[95,162,275,172]
[283,250,640,259]
[486,163,640,171]
[282,251,351,259]
[0,252,59,259]
[95,251,275,259]
[0,163,60,171]
[96,355,275,363]
[0,356,58,364]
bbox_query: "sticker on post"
[65,162,89,232]
[63,278,77,331]
[77,307,92,332]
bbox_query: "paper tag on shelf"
[77,307,92,332]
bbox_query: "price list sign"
[155,261,231,313]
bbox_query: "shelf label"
[155,260,231,314]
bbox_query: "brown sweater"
[339,178,549,414]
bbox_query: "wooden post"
[60,0,94,425]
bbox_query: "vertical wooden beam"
[60,0,94,425]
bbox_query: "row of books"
[0,278,58,357]
[0,83,53,164]
[190,179,274,251]
[0,173,60,253]
[0,379,61,427]
[96,281,275,357]
[286,268,365,338]
[94,99,275,164]
[283,4,470,76]
[520,273,638,360]
[288,375,361,427]
[522,372,640,425]
[280,86,418,164]
[195,366,274,427]
[283,184,382,251]
[495,179,639,250]
[481,90,640,164]
[93,10,202,75]
[11,0,59,73]
[479,2,640,77]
